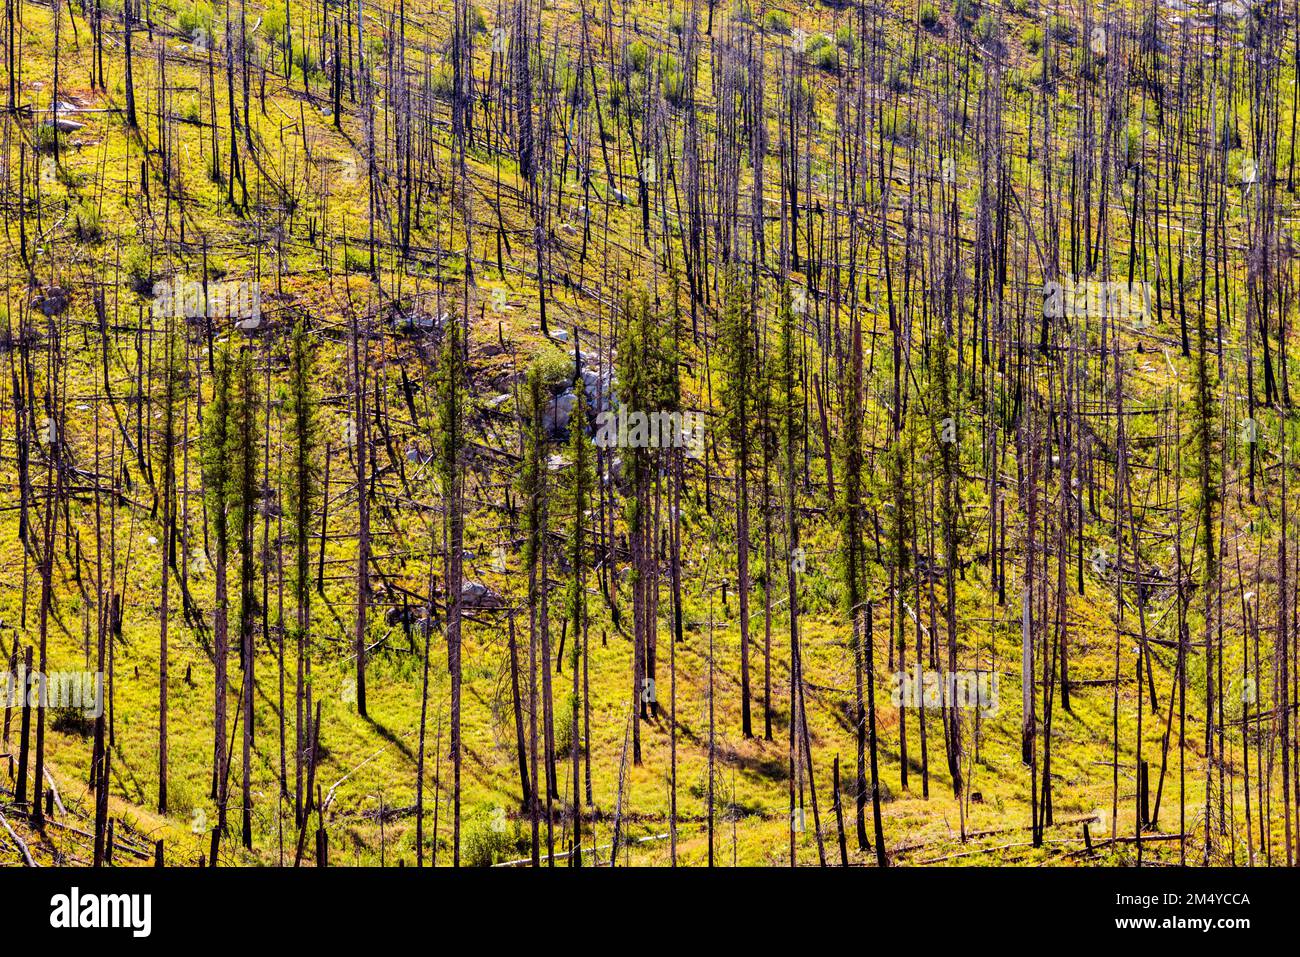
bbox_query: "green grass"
[3,0,1294,871]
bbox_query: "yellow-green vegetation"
[0,0,1297,871]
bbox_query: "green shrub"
[342,248,370,274]
[1022,25,1042,53]
[124,246,154,295]
[533,347,576,392]
[626,39,649,73]
[953,0,976,28]
[1221,120,1242,151]
[176,1,214,38]
[664,68,687,106]
[292,40,319,77]
[763,9,791,33]
[206,151,223,184]
[560,62,585,105]
[72,201,103,243]
[974,12,1002,45]
[555,693,578,755]
[430,64,455,98]
[1121,120,1142,165]
[811,42,840,71]
[260,6,286,44]
[166,776,196,819]
[885,60,908,92]
[882,111,916,143]
[919,1,940,28]
[1049,13,1074,41]
[33,123,63,154]
[628,71,648,109]
[462,808,517,867]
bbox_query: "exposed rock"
[34,286,70,317]
[582,367,616,413]
[46,117,84,133]
[543,389,577,435]
[393,310,445,334]
[461,580,502,608]
[406,442,433,464]
[385,604,422,627]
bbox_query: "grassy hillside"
[0,0,1296,868]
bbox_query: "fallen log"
[0,808,35,866]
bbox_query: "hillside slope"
[0,0,1296,867]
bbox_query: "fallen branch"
[0,808,36,866]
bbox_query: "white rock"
[543,390,577,434]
